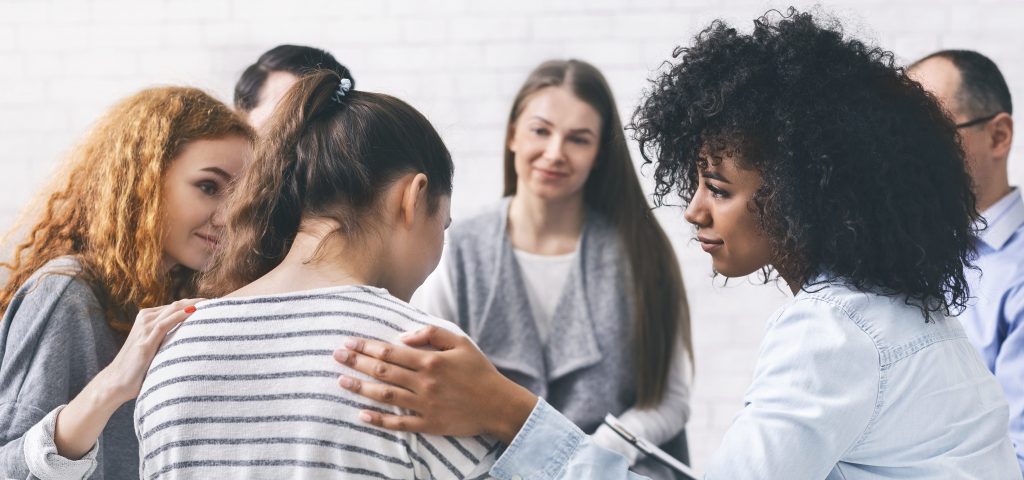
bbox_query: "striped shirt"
[135,285,497,479]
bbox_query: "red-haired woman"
[0,87,252,479]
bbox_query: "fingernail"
[339,376,354,388]
[359,411,373,423]
[343,338,358,350]
[399,330,414,339]
[184,306,197,314]
[335,350,349,362]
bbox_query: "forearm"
[54,370,126,459]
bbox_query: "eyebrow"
[702,170,731,184]
[529,115,597,136]
[201,167,232,181]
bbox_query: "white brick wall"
[2,0,1023,471]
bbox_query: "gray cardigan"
[444,200,680,478]
[0,257,137,479]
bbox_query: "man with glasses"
[911,50,1022,472]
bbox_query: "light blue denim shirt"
[491,281,1022,479]
[963,187,1024,472]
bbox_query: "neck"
[772,264,804,296]
[233,220,383,297]
[976,180,1012,213]
[508,190,585,255]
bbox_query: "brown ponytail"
[202,71,453,296]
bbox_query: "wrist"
[55,374,123,460]
[488,383,538,445]
[86,368,133,408]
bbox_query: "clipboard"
[602,414,700,479]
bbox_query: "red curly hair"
[0,86,253,333]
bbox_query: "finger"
[357,410,429,433]
[338,375,419,410]
[156,307,195,332]
[159,298,205,318]
[145,309,195,345]
[341,337,429,371]
[399,325,463,351]
[334,348,420,391]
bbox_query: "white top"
[512,248,577,344]
[413,254,691,465]
[136,285,496,479]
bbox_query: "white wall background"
[2,0,1023,471]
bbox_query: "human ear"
[989,113,1013,159]
[399,173,430,228]
[507,122,520,154]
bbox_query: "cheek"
[574,149,598,178]
[165,187,214,232]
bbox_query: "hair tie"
[332,78,353,103]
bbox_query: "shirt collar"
[978,187,1024,251]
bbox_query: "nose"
[210,204,227,228]
[684,189,710,228]
[542,134,567,164]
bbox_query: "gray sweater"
[0,257,137,479]
[442,200,683,478]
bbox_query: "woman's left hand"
[54,299,201,459]
[334,325,537,444]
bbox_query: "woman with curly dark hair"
[329,10,1022,479]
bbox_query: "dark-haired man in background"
[911,50,1023,472]
[234,44,354,130]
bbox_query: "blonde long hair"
[0,87,252,332]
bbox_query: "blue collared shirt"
[491,281,1021,479]
[964,187,1024,471]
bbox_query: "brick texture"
[1,0,1022,471]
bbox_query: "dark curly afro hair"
[631,8,978,316]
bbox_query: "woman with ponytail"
[0,87,252,479]
[411,59,692,478]
[135,72,495,478]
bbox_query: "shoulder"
[786,281,956,357]
[1,257,108,360]
[368,288,470,338]
[582,209,619,248]
[772,283,883,352]
[3,257,106,331]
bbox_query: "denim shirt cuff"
[23,404,100,480]
[490,397,586,480]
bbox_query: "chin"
[711,262,759,279]
[530,186,582,202]
[178,255,213,272]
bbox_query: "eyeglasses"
[955,112,1003,129]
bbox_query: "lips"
[195,232,220,249]
[534,167,569,179]
[696,235,724,253]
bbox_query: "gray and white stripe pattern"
[136,285,497,479]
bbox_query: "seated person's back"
[135,71,496,478]
[137,286,495,478]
